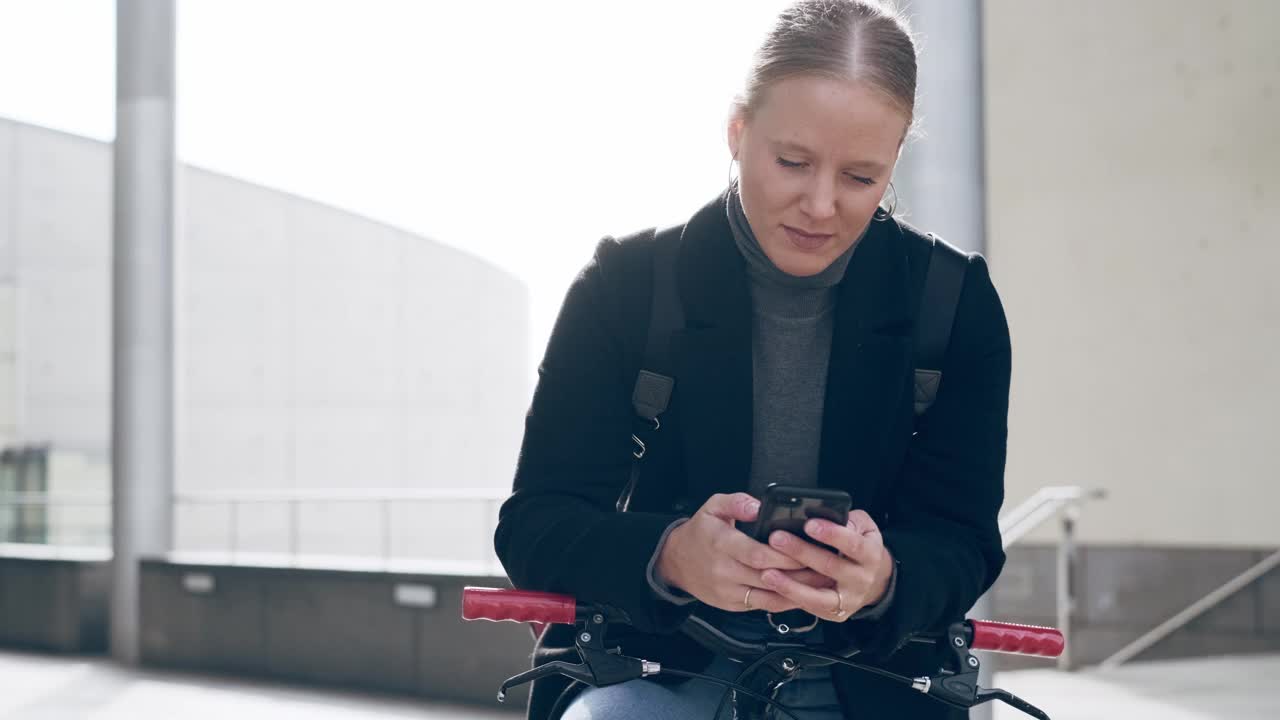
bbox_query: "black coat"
[495,189,1010,719]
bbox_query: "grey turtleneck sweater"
[726,184,855,496]
[645,186,894,617]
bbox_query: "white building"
[0,117,529,562]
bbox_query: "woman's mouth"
[782,225,834,251]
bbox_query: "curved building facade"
[0,117,529,559]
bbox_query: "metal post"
[111,0,177,666]
[381,499,391,565]
[901,0,991,712]
[229,501,238,558]
[1056,506,1077,671]
[289,499,299,560]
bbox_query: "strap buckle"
[767,611,820,635]
[630,417,660,459]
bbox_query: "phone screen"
[737,485,852,550]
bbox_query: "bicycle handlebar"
[462,587,1058,719]
[968,620,1064,658]
[461,587,1065,660]
[462,587,577,625]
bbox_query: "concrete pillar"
[894,0,987,255]
[895,1,994,716]
[111,0,177,665]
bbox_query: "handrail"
[170,488,508,573]
[173,488,510,503]
[0,491,110,506]
[9,485,1111,648]
[989,485,1105,674]
[1000,486,1106,549]
[0,489,510,503]
[1,488,510,574]
[1099,548,1280,669]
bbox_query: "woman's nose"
[801,176,837,221]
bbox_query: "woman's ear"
[727,113,746,160]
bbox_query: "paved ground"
[993,654,1280,720]
[0,649,518,720]
[2,649,1276,719]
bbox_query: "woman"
[494,1,1009,718]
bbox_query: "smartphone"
[736,484,852,551]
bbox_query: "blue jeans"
[561,610,844,720]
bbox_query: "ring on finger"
[744,587,754,610]
[831,588,847,618]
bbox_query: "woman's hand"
[758,510,895,622]
[655,493,829,613]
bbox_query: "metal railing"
[1000,486,1107,548]
[173,487,510,575]
[0,488,513,574]
[969,485,1106,720]
[997,486,1106,671]
[5,483,1113,663]
[0,490,112,548]
[1099,547,1280,669]
[0,490,111,507]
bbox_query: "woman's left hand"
[759,510,894,622]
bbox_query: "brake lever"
[495,610,659,702]
[909,622,1052,720]
[974,688,1051,720]
[498,659,595,702]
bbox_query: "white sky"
[0,0,794,364]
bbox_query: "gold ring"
[832,589,847,618]
[744,587,754,610]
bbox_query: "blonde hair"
[734,0,918,128]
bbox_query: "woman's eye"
[848,174,877,186]
[776,157,806,169]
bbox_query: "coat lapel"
[666,192,916,507]
[670,191,754,503]
[817,219,915,505]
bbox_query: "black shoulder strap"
[631,224,684,422]
[913,233,969,417]
[619,225,683,513]
[621,225,965,511]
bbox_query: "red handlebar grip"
[462,587,577,625]
[968,620,1065,658]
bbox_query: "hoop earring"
[727,153,740,188]
[874,181,898,221]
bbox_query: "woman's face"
[728,74,909,277]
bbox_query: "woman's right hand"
[654,493,819,613]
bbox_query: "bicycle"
[462,586,1062,719]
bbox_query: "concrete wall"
[984,0,1280,546]
[0,121,111,453]
[138,560,531,708]
[992,544,1280,669]
[0,550,109,652]
[0,118,529,558]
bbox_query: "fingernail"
[770,532,787,547]
[806,520,822,536]
[746,499,760,513]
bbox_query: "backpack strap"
[913,233,970,418]
[617,224,684,512]
[631,224,683,422]
[618,225,967,510]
